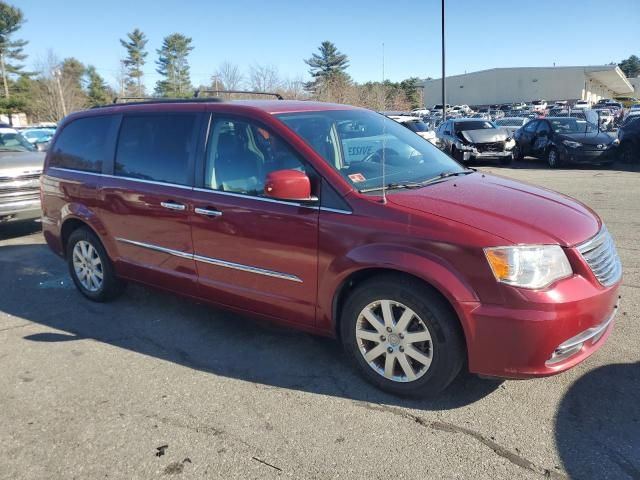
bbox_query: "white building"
[422,65,634,107]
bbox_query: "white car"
[411,109,430,117]
[573,100,591,109]
[593,109,614,130]
[389,116,439,146]
[531,100,547,112]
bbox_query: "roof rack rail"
[194,89,284,100]
[90,96,224,109]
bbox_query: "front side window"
[50,116,116,172]
[277,109,463,193]
[115,114,197,185]
[204,117,306,197]
[523,121,538,133]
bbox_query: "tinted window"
[115,114,197,185]
[204,117,306,197]
[50,115,117,172]
[523,121,538,133]
[537,121,551,134]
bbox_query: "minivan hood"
[461,129,508,144]
[0,151,45,177]
[388,173,599,246]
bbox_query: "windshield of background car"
[0,132,35,152]
[406,120,429,132]
[454,121,495,132]
[277,110,464,192]
[549,118,597,133]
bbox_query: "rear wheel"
[66,227,126,302]
[340,275,465,397]
[547,148,560,168]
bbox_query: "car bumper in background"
[0,199,42,223]
[560,146,618,164]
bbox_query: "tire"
[66,227,126,302]
[619,142,637,164]
[512,144,523,161]
[340,275,465,397]
[547,148,560,168]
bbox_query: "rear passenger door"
[98,111,203,293]
[517,120,538,156]
[532,120,552,157]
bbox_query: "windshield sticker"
[348,173,366,183]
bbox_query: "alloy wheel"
[355,300,433,382]
[548,149,558,167]
[72,240,104,292]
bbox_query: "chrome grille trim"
[577,226,622,287]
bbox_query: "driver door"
[532,120,552,158]
[189,115,319,326]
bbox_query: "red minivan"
[40,99,622,396]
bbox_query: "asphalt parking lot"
[1,159,639,480]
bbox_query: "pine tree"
[0,1,28,98]
[120,28,148,96]
[85,65,110,106]
[155,33,194,97]
[304,41,350,92]
[619,55,640,78]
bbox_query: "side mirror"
[264,169,317,202]
[35,140,49,152]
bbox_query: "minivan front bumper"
[459,275,620,379]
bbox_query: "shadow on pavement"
[0,219,42,240]
[0,242,501,411]
[555,362,640,479]
[474,157,640,172]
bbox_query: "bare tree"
[249,64,282,93]
[30,51,87,121]
[214,61,244,91]
[280,75,307,100]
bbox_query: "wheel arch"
[328,250,479,351]
[59,205,113,259]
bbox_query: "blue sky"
[16,0,640,89]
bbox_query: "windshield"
[405,120,429,132]
[454,121,495,132]
[23,129,53,141]
[277,109,464,193]
[0,132,35,152]
[549,118,598,133]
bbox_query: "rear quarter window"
[49,115,118,172]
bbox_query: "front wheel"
[512,144,523,161]
[547,148,561,168]
[340,275,465,397]
[66,227,126,302]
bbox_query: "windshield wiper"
[360,169,475,193]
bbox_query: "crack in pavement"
[0,322,32,333]
[358,402,567,480]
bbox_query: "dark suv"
[41,98,622,396]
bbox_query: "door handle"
[195,207,222,217]
[160,201,186,211]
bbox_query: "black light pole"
[441,0,446,122]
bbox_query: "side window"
[523,121,538,133]
[204,118,306,197]
[536,121,551,134]
[115,114,197,185]
[50,115,117,172]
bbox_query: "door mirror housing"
[264,169,317,203]
[34,140,49,152]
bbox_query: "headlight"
[484,245,572,289]
[505,138,516,149]
[562,140,582,148]
[612,138,620,145]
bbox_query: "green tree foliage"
[120,28,148,96]
[0,1,28,98]
[619,55,640,78]
[85,65,111,106]
[155,33,194,97]
[304,41,350,92]
[399,77,422,109]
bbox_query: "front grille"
[0,173,41,195]
[577,226,622,287]
[0,173,40,183]
[476,141,504,153]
